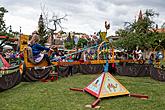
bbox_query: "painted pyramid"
[84,72,130,98]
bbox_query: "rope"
[50,44,99,61]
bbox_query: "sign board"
[20,35,28,52]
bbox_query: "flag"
[100,32,108,42]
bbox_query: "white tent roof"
[3,45,13,49]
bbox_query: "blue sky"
[1,0,164,35]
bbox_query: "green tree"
[114,9,160,50]
[77,38,87,48]
[64,34,75,49]
[115,29,129,38]
[0,6,14,38]
[0,6,8,32]
[64,40,74,49]
[38,14,47,45]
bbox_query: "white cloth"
[34,53,44,63]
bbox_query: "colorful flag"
[100,32,108,42]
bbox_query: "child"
[28,33,52,65]
[4,49,13,58]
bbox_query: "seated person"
[4,49,13,58]
[50,47,61,61]
[73,49,82,61]
[28,33,53,65]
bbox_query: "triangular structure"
[0,54,11,68]
[70,61,148,108]
[138,10,143,21]
[84,72,129,98]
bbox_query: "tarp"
[57,66,70,77]
[116,63,150,77]
[150,65,165,81]
[21,62,165,82]
[56,65,79,77]
[0,65,21,92]
[22,67,51,81]
[116,63,165,82]
[55,64,103,76]
[79,64,103,74]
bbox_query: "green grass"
[0,74,165,110]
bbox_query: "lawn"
[0,73,165,110]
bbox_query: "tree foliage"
[77,38,87,48]
[64,35,74,49]
[0,6,15,38]
[0,6,8,32]
[114,9,163,50]
[38,14,47,45]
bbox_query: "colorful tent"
[84,72,129,98]
[0,54,11,68]
[0,54,21,92]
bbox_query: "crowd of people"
[1,31,164,66]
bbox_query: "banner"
[20,35,28,52]
[100,32,108,42]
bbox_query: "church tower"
[138,10,143,21]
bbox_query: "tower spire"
[138,10,143,21]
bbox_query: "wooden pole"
[129,93,149,99]
[91,98,101,108]
[70,88,84,92]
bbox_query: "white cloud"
[1,0,165,35]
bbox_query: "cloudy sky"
[0,0,164,35]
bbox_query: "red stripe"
[84,74,103,89]
[84,88,98,98]
[98,73,105,97]
[84,73,105,98]
[0,36,8,39]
